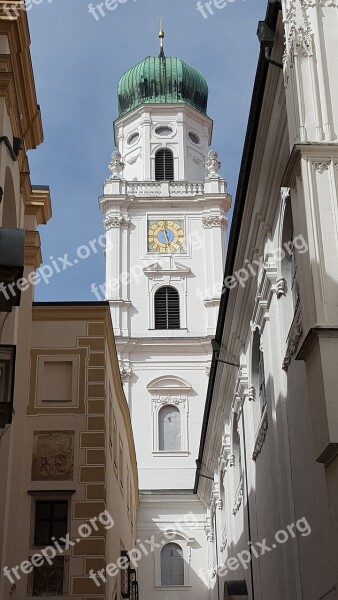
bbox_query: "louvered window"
[159,405,181,451]
[161,543,184,586]
[155,149,174,181]
[154,286,180,330]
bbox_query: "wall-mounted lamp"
[257,20,283,69]
[211,339,239,368]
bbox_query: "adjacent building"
[196,0,338,599]
[0,8,139,600]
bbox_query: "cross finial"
[158,16,165,58]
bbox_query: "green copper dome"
[117,56,208,117]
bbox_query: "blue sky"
[27,0,264,301]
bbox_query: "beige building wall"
[0,4,51,597]
[10,303,138,600]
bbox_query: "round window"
[188,132,200,145]
[155,126,173,137]
[127,132,140,146]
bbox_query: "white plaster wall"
[114,105,212,183]
[137,495,208,600]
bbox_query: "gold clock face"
[148,219,185,253]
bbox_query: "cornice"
[24,230,42,269]
[0,7,43,149]
[25,186,52,224]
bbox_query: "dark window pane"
[155,287,180,330]
[34,501,68,546]
[155,149,174,181]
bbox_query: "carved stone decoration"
[282,312,303,371]
[252,410,268,461]
[276,277,288,299]
[205,150,221,179]
[108,150,124,179]
[220,528,228,552]
[312,161,330,174]
[153,395,186,406]
[32,431,74,481]
[104,214,130,231]
[228,453,235,468]
[124,149,142,165]
[216,498,223,510]
[202,214,227,228]
[120,366,132,382]
[248,386,256,402]
[281,187,290,202]
[205,516,214,542]
[290,25,313,56]
[232,477,243,515]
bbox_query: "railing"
[124,181,205,197]
[169,181,205,196]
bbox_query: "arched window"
[252,328,266,414]
[155,148,174,181]
[154,286,180,330]
[161,543,184,586]
[159,405,181,451]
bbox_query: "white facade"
[100,99,231,491]
[99,52,232,600]
[197,1,338,598]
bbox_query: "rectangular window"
[34,500,68,546]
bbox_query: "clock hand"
[162,222,170,245]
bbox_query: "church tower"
[100,25,231,494]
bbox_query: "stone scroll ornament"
[205,150,221,179]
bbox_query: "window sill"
[155,586,191,591]
[152,451,190,457]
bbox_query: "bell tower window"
[154,286,180,330]
[155,149,174,181]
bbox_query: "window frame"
[155,148,175,181]
[154,533,192,589]
[154,285,180,330]
[160,542,184,586]
[34,499,68,547]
